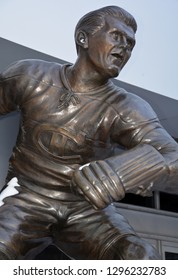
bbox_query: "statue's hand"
[71,160,125,209]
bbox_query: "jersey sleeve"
[111,92,161,148]
[0,61,27,114]
[109,92,178,196]
[0,60,41,115]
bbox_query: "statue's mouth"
[111,53,124,64]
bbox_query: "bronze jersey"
[0,59,171,191]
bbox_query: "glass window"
[120,193,155,208]
[165,252,178,260]
[160,192,178,213]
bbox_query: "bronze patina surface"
[0,6,178,259]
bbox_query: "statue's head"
[75,6,137,52]
[74,6,137,78]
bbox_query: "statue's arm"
[0,62,21,115]
[0,59,37,115]
[72,94,178,209]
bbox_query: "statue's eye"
[112,31,119,41]
[127,39,135,50]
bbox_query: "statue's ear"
[76,31,88,49]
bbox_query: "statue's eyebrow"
[109,28,136,44]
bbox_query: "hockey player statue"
[0,6,178,259]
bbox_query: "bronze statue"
[0,5,178,260]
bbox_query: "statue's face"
[86,15,136,79]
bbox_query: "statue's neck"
[65,59,109,93]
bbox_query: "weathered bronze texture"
[0,6,178,260]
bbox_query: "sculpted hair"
[75,5,137,51]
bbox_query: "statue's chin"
[107,66,120,79]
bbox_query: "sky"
[0,0,178,100]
